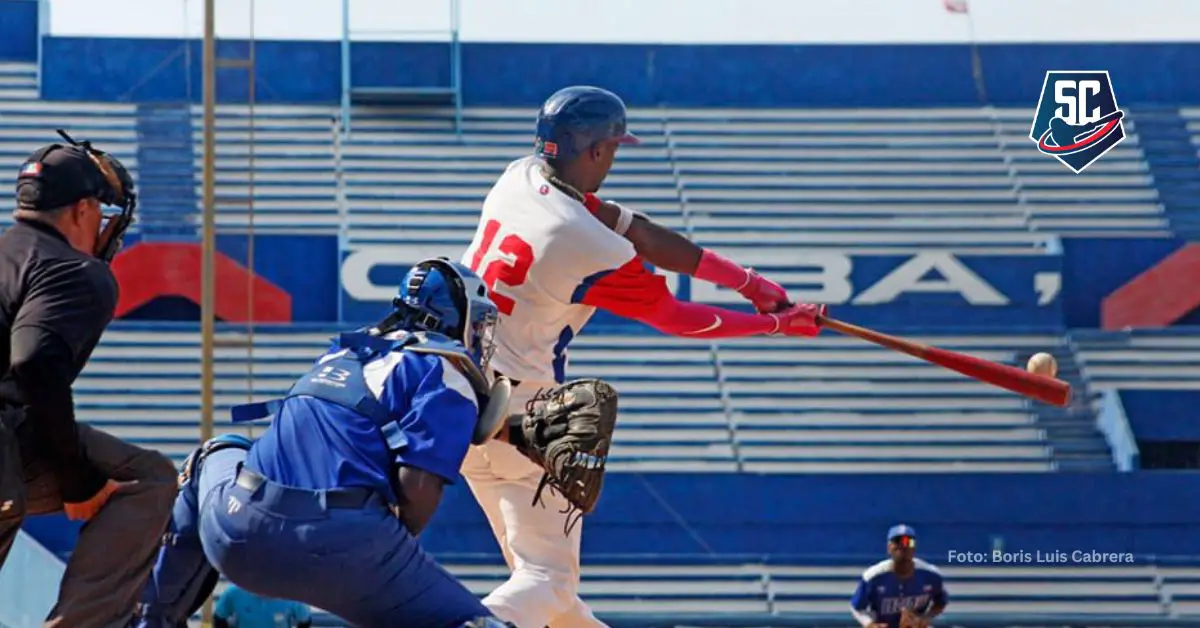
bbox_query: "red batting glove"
[768,303,827,337]
[738,270,790,314]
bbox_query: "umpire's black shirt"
[0,218,117,502]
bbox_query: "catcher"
[850,525,948,628]
[130,257,618,628]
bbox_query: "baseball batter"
[460,85,828,627]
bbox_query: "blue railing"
[337,0,462,136]
[1098,388,1141,471]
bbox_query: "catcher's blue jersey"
[851,558,947,628]
[247,345,480,502]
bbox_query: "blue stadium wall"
[0,13,1193,107]
[27,472,1200,560]
[29,39,1200,106]
[109,233,1195,332]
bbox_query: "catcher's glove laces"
[519,379,619,536]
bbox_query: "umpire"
[0,132,177,627]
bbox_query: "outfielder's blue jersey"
[851,558,947,628]
[246,347,480,503]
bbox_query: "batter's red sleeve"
[573,258,778,337]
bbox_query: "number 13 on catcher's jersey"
[467,218,535,315]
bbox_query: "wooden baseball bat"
[816,314,1072,407]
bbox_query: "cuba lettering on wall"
[689,251,1061,307]
[339,246,1063,328]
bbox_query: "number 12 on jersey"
[468,219,535,315]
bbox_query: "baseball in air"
[1026,352,1058,378]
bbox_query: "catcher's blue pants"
[136,444,490,628]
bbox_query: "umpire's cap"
[534,85,640,163]
[16,142,132,212]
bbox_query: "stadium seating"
[82,326,736,471]
[668,107,1166,253]
[339,107,684,247]
[716,334,1060,472]
[1137,106,1200,240]
[1160,563,1200,616]
[188,557,1178,625]
[1072,327,1200,394]
[192,104,1172,252]
[77,324,1124,472]
[195,104,339,234]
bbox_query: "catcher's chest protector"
[230,331,489,466]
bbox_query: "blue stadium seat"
[173,102,1173,251]
[72,323,1142,473]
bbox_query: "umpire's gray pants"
[0,414,178,628]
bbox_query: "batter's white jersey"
[462,156,663,384]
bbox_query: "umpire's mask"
[17,130,139,263]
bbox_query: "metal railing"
[338,0,463,137]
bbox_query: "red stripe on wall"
[111,242,292,322]
[1102,243,1200,330]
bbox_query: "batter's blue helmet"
[534,86,640,163]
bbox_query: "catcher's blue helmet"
[534,86,640,163]
[392,258,499,372]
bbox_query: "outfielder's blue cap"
[534,85,640,163]
[888,524,916,540]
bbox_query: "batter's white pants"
[461,381,608,628]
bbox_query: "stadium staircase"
[135,103,197,239]
[1014,342,1114,471]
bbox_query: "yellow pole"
[246,0,258,438]
[200,0,217,623]
[200,0,217,480]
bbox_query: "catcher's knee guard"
[135,434,253,626]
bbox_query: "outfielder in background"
[132,259,519,628]
[851,525,948,628]
[460,85,828,627]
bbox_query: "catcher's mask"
[15,129,137,263]
[382,257,499,373]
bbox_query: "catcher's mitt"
[520,378,619,534]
